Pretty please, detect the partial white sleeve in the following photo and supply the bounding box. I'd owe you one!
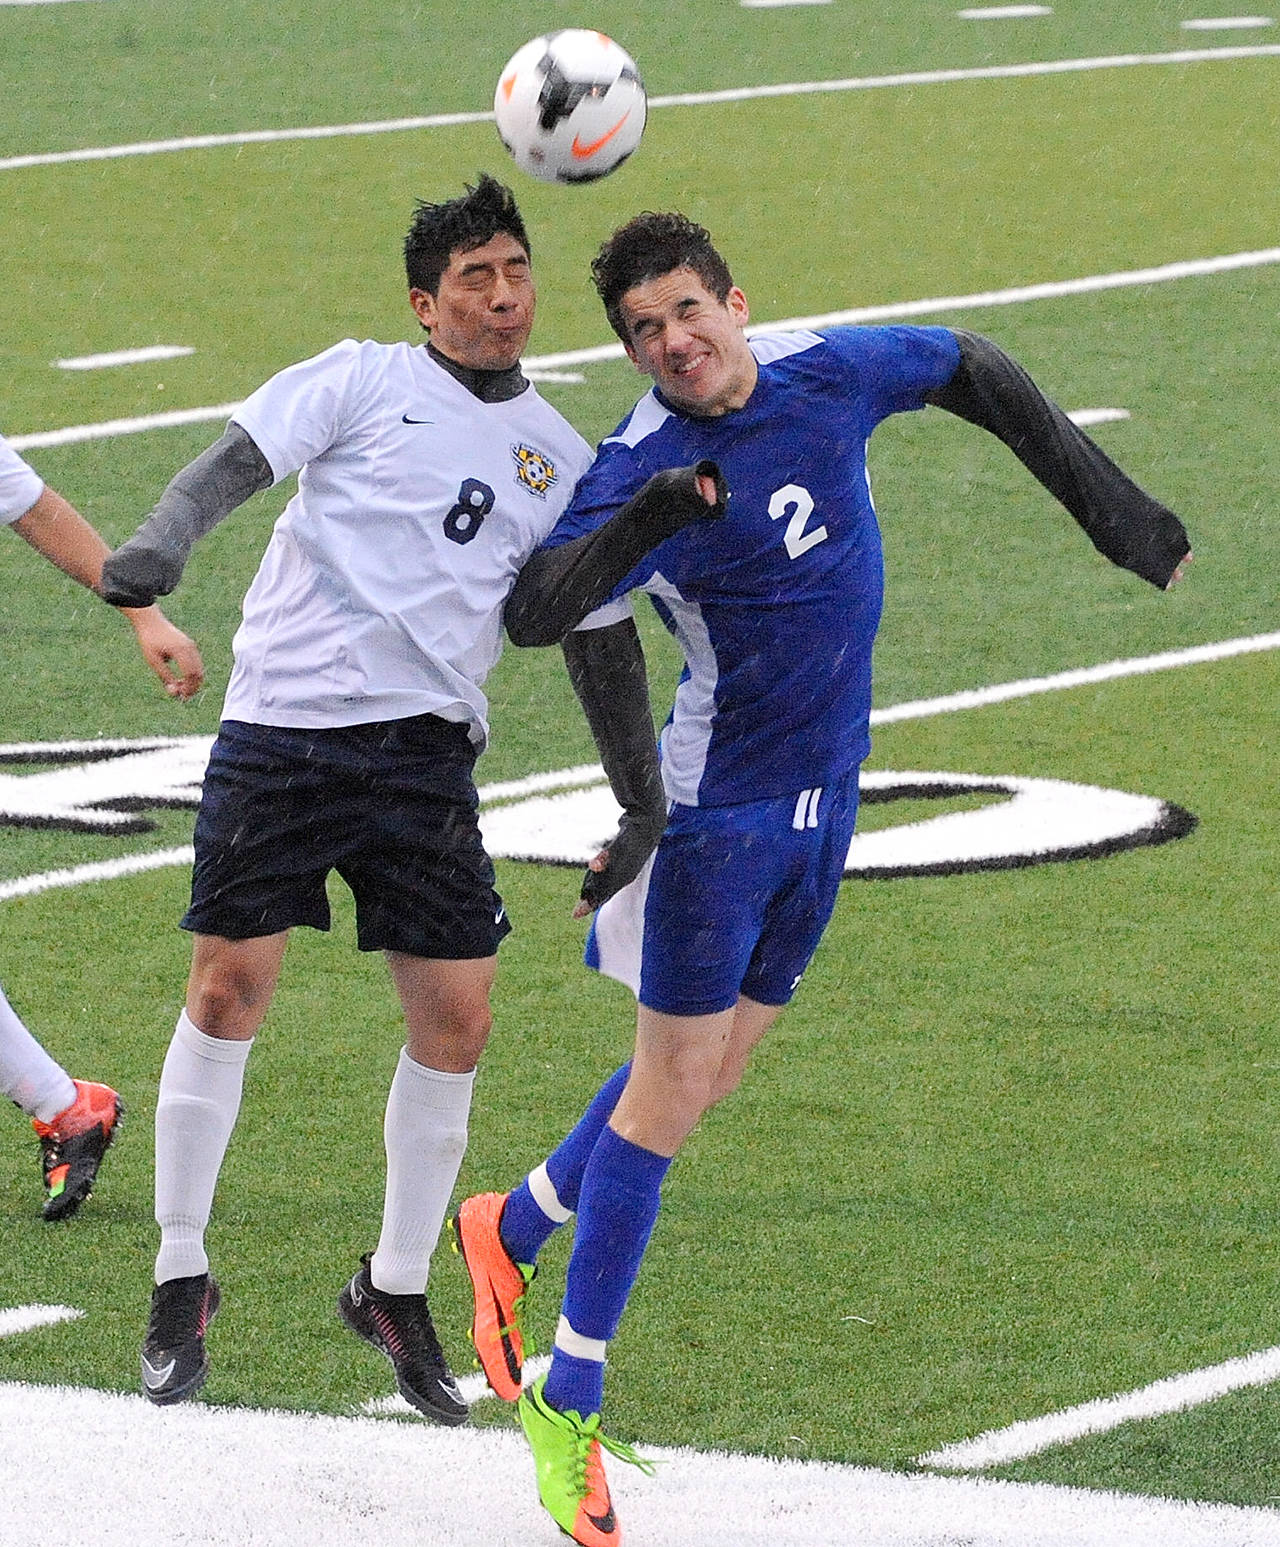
[230,338,364,485]
[0,434,45,526]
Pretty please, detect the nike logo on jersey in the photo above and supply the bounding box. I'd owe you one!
[141,1355,177,1391]
[401,414,434,424]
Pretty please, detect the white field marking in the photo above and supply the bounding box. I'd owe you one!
[521,368,586,384]
[55,345,193,370]
[3,631,1276,904]
[959,6,1054,17]
[490,246,1280,374]
[1182,16,1274,29]
[1066,407,1130,426]
[360,1354,553,1414]
[4,45,1280,173]
[0,846,193,902]
[9,401,240,452]
[4,1381,1280,1547]
[868,630,1280,726]
[9,248,1278,451]
[0,1306,84,1337]
[919,1344,1280,1469]
[741,0,833,8]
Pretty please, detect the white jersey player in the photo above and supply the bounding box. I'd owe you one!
[2,431,203,1219]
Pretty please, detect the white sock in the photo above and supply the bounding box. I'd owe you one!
[370,1050,474,1295]
[154,1009,253,1285]
[0,981,77,1122]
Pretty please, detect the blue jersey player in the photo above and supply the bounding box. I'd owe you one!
[453,212,1191,1547]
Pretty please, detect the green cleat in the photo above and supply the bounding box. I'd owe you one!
[517,1374,654,1547]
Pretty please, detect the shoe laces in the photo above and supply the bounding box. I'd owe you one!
[571,1412,657,1496]
[498,1263,538,1354]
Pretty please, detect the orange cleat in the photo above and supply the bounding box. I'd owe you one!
[449,1191,534,1401]
[32,1080,123,1222]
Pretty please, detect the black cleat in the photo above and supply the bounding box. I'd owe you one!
[141,1273,221,1405]
[33,1081,124,1222]
[337,1254,468,1426]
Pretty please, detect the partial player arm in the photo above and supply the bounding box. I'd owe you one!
[561,615,667,916]
[11,484,205,698]
[924,330,1191,588]
[505,459,727,647]
[98,423,274,608]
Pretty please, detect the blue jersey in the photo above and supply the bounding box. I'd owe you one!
[550,324,960,806]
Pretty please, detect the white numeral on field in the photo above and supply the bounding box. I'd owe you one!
[768,483,828,559]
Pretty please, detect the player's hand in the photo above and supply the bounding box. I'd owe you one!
[127,608,205,698]
[99,536,184,608]
[639,459,728,542]
[572,804,665,918]
[1165,550,1193,589]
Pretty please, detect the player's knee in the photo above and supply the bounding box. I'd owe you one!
[187,962,274,1036]
[411,999,493,1071]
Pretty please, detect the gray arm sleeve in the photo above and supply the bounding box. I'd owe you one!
[505,460,727,647]
[561,618,667,911]
[923,330,1190,589]
[98,423,274,607]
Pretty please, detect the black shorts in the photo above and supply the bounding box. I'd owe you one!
[181,716,511,959]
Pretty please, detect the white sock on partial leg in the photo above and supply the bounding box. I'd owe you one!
[370,1050,474,1295]
[154,1009,253,1285]
[0,981,77,1122]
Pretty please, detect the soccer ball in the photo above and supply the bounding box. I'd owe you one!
[493,30,646,184]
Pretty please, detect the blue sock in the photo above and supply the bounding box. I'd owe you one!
[499,1062,631,1266]
[543,1124,671,1418]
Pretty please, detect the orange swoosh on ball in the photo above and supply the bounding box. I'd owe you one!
[571,112,630,159]
[499,73,516,101]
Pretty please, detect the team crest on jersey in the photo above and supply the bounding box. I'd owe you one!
[510,443,558,499]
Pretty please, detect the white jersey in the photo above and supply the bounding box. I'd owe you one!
[224,338,592,743]
[0,434,44,526]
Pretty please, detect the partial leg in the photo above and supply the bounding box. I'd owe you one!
[142,931,286,1404]
[336,952,496,1426]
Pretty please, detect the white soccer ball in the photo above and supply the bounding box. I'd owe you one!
[493,30,647,184]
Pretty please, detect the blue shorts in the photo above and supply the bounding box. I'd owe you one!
[586,769,860,1017]
[182,716,511,959]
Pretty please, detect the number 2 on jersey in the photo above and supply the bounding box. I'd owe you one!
[768,483,828,560]
[444,478,495,545]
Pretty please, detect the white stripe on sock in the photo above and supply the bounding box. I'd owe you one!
[528,1160,573,1224]
[554,1315,608,1363]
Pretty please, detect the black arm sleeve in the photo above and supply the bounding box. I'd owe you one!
[505,459,727,647]
[99,423,274,607]
[561,617,667,911]
[923,330,1190,589]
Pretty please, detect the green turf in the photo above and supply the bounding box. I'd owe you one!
[3,0,1280,1517]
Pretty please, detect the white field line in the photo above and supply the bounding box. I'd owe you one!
[1182,17,1274,29]
[919,1344,1280,1469]
[867,630,1280,726]
[55,345,193,370]
[3,632,1277,905]
[3,46,1280,173]
[5,1380,1280,1547]
[0,1305,83,1337]
[10,246,1280,451]
[0,845,192,902]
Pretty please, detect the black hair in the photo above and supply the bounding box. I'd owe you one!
[591,212,734,341]
[403,173,531,295]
